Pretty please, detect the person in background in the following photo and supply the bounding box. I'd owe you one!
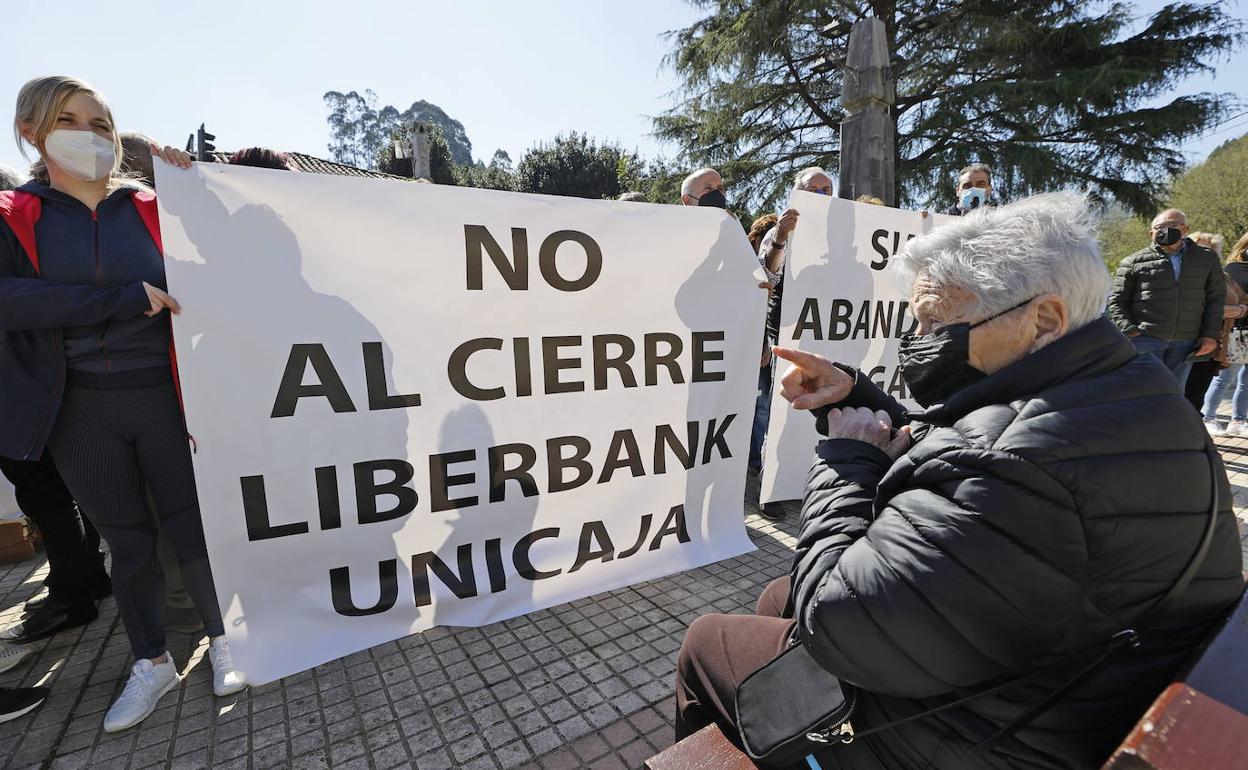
[1108,209,1224,388]
[746,212,780,489]
[1194,232,1225,257]
[855,194,885,206]
[1,75,245,734]
[229,147,296,170]
[118,131,156,186]
[0,163,24,190]
[945,163,993,215]
[749,167,835,520]
[0,163,111,647]
[673,192,1243,769]
[618,191,647,202]
[1202,230,1248,436]
[1183,231,1237,412]
[679,167,726,208]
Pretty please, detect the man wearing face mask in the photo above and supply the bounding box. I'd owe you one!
[679,167,728,210]
[672,192,1243,769]
[1108,209,1223,387]
[945,163,993,216]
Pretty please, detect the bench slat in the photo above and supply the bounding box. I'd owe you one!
[1102,683,1248,769]
[644,724,759,770]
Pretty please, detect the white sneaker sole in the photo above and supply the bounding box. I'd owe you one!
[214,678,248,697]
[103,673,180,733]
[0,644,34,675]
[0,695,46,724]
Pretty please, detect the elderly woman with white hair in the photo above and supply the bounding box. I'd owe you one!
[672,192,1244,769]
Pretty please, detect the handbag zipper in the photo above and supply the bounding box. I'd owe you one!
[806,721,855,745]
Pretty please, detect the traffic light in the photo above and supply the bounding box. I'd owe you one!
[196,123,216,162]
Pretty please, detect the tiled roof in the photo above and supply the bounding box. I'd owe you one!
[209,151,408,180]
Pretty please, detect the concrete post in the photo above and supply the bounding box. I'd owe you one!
[411,124,432,181]
[837,17,896,205]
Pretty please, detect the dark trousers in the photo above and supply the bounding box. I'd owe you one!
[0,453,108,607]
[676,578,893,769]
[1131,335,1198,388]
[748,362,774,475]
[1185,360,1219,413]
[46,381,225,659]
[676,577,795,740]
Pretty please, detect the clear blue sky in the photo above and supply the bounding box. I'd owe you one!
[2,0,1244,177]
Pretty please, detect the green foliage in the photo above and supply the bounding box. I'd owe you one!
[1169,133,1248,248]
[514,133,634,199]
[658,1,1243,214]
[490,149,514,172]
[324,91,474,169]
[619,157,685,203]
[455,161,518,191]
[1098,209,1150,274]
[323,90,400,170]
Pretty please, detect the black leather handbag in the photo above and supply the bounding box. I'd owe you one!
[735,445,1223,769]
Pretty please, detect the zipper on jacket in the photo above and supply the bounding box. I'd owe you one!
[90,209,112,372]
[1168,247,1181,342]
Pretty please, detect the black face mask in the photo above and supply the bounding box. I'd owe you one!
[694,189,728,209]
[898,297,1036,407]
[1154,227,1182,247]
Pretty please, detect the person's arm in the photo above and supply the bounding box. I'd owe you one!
[758,209,798,280]
[792,447,1087,697]
[772,348,910,430]
[1201,258,1228,341]
[756,228,785,283]
[810,364,909,431]
[0,230,152,332]
[1107,255,1141,335]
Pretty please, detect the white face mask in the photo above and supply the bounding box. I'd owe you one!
[43,129,116,182]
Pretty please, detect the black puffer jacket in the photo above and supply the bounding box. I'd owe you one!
[793,317,1243,769]
[1108,239,1223,341]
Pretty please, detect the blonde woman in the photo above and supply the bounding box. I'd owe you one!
[1203,231,1248,435]
[0,76,243,732]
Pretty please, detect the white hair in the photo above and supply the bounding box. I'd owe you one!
[892,191,1110,330]
[793,166,829,190]
[0,163,26,192]
[680,167,719,197]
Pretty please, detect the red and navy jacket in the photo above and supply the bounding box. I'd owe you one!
[0,182,175,461]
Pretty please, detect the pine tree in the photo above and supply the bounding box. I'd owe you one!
[656,0,1242,213]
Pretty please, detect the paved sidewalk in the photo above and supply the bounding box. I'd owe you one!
[2,436,1247,770]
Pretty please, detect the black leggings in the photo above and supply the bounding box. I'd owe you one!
[47,380,225,659]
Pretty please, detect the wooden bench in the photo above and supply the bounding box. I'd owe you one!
[647,585,1248,770]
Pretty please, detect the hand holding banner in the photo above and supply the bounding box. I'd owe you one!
[156,164,761,683]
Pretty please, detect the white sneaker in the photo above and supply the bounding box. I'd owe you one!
[103,657,179,733]
[208,636,246,696]
[1228,420,1248,437]
[0,642,33,674]
[1204,419,1225,437]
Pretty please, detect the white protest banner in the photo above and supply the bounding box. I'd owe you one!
[761,193,952,503]
[156,164,761,684]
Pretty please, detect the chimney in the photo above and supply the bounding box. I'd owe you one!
[411,124,432,180]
